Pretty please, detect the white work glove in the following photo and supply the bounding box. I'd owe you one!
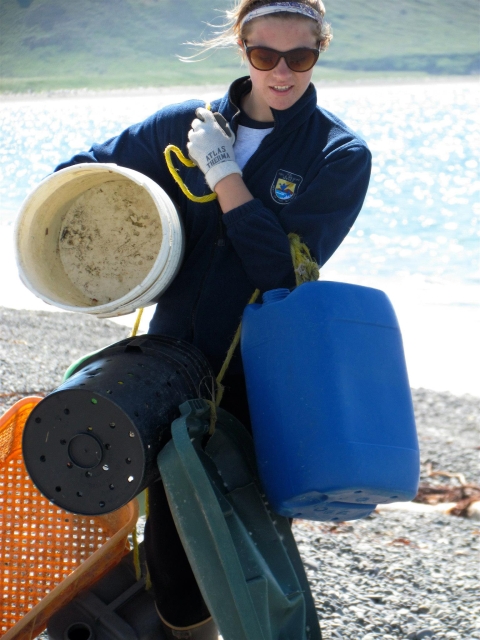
[187,107,242,191]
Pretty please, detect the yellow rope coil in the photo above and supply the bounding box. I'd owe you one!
[164,144,217,204]
[215,289,261,405]
[130,307,144,338]
[288,232,320,286]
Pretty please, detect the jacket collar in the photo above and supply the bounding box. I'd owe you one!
[214,76,318,135]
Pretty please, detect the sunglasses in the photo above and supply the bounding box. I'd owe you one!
[243,41,320,72]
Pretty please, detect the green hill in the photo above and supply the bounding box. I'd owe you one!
[0,0,479,93]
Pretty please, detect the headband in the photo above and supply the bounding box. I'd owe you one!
[241,2,323,28]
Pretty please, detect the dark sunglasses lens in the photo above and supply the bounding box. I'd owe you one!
[248,48,280,70]
[286,49,318,71]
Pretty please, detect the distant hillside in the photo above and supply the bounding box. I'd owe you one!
[1,0,479,92]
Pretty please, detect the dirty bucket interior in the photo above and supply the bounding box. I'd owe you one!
[15,164,183,317]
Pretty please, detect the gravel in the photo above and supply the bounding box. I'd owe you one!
[295,511,479,639]
[1,307,479,640]
[0,307,129,411]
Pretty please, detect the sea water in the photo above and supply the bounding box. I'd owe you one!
[0,81,478,395]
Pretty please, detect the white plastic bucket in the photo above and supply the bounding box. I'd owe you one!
[15,163,184,318]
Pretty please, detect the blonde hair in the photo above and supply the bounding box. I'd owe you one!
[182,0,332,61]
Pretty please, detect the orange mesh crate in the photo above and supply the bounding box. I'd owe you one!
[0,397,139,640]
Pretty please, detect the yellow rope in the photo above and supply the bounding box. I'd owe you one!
[209,237,318,433]
[205,399,218,436]
[130,307,146,583]
[162,107,319,419]
[288,232,320,286]
[163,102,217,204]
[130,307,144,337]
[215,289,261,408]
[164,144,217,203]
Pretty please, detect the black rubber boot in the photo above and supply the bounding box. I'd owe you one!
[145,480,211,614]
[158,609,219,639]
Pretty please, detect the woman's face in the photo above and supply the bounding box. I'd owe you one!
[240,17,318,121]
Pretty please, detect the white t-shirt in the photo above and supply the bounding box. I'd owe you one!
[234,122,274,170]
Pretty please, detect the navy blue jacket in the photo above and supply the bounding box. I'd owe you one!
[56,77,371,375]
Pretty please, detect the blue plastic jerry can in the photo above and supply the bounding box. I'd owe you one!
[240,281,420,522]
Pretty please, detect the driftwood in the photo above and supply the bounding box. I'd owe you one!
[414,464,480,517]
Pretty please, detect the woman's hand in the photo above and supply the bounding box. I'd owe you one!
[187,108,242,191]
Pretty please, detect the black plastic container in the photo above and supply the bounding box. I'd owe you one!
[47,542,164,640]
[22,335,214,515]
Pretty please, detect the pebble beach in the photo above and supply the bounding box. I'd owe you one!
[0,306,479,640]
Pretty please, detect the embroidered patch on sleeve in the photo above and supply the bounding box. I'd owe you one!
[270,169,303,205]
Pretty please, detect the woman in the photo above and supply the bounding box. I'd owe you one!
[56,1,371,637]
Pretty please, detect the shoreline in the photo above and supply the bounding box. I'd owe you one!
[0,74,477,103]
